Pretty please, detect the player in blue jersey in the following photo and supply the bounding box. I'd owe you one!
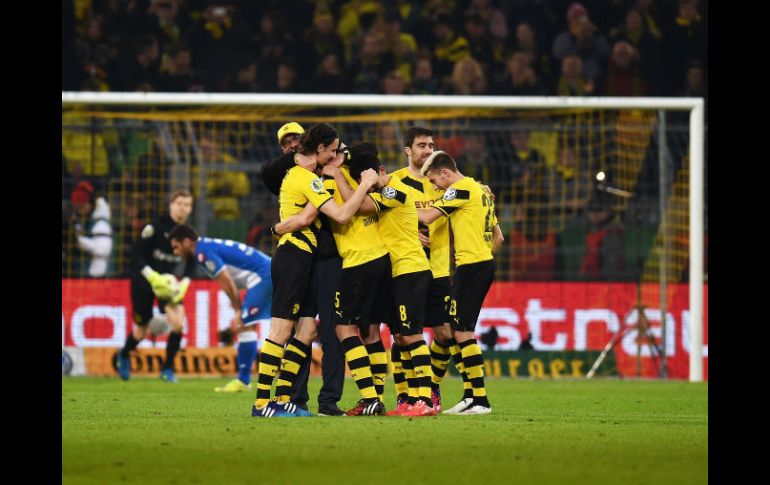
[169,224,273,394]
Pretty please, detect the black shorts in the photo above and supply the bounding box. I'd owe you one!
[334,254,392,331]
[450,260,495,332]
[271,242,314,320]
[425,276,451,327]
[299,256,343,318]
[388,270,432,336]
[130,276,169,326]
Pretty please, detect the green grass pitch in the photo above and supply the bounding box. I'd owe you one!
[62,376,707,484]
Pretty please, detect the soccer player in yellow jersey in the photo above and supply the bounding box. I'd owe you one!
[251,124,379,418]
[389,126,462,413]
[262,122,348,416]
[318,142,395,416]
[275,141,391,416]
[417,150,504,415]
[331,144,437,417]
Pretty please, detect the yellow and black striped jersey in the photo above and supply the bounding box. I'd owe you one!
[481,184,499,252]
[370,177,431,277]
[327,166,388,269]
[432,176,496,267]
[391,167,450,278]
[277,165,333,253]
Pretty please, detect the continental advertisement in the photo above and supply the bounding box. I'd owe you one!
[62,346,615,379]
[68,347,325,377]
[62,279,707,379]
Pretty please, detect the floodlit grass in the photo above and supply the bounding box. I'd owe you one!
[62,376,707,485]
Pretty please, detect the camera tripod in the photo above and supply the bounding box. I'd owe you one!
[586,180,663,378]
[586,281,662,378]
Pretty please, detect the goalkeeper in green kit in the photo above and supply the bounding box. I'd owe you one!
[115,190,196,383]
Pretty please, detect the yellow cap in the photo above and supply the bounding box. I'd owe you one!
[277,122,305,144]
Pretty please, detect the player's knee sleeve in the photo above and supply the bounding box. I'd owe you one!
[148,317,170,336]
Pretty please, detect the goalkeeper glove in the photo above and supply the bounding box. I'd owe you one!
[171,277,191,304]
[141,266,174,300]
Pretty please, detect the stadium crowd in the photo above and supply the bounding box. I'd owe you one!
[63,0,707,99]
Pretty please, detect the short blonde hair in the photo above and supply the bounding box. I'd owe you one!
[420,150,457,176]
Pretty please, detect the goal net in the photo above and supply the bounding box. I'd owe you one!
[61,93,706,381]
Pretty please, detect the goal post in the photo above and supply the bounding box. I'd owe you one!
[61,92,705,382]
